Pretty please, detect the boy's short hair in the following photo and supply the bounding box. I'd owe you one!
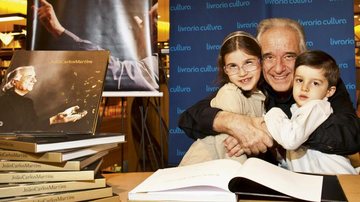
[294,50,339,87]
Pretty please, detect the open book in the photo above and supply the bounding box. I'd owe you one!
[128,158,346,202]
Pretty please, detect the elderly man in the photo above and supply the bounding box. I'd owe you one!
[0,66,86,132]
[179,18,360,162]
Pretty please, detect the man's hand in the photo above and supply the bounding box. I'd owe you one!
[214,111,273,156]
[223,135,244,157]
[49,106,87,125]
[35,0,65,38]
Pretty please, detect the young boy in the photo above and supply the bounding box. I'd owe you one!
[264,50,357,174]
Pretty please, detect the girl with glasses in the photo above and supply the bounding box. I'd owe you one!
[179,31,267,166]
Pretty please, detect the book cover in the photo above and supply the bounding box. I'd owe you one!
[59,143,119,162]
[0,143,119,162]
[0,50,109,134]
[0,148,65,163]
[76,150,109,170]
[228,174,347,202]
[0,186,113,202]
[0,133,125,153]
[0,160,81,171]
[0,157,103,183]
[0,170,95,184]
[84,156,104,177]
[128,158,345,202]
[0,178,106,198]
[0,149,109,171]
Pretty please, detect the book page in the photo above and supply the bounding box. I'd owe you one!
[238,158,323,202]
[130,159,242,193]
[130,158,323,202]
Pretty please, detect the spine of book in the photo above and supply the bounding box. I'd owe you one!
[0,170,94,183]
[0,141,119,163]
[80,150,109,169]
[5,187,113,202]
[62,143,119,161]
[0,178,106,198]
[0,161,80,171]
[0,135,125,153]
[0,140,36,153]
[0,150,63,162]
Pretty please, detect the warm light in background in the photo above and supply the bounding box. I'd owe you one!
[158,21,169,42]
[355,25,360,40]
[0,0,27,15]
[158,0,169,42]
[0,0,27,33]
[0,13,26,22]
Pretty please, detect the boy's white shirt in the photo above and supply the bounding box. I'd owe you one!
[264,98,357,174]
[265,99,332,150]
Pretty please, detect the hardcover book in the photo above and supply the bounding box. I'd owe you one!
[0,50,109,134]
[0,178,106,198]
[74,149,110,170]
[0,50,119,201]
[0,160,82,171]
[0,149,111,171]
[128,158,347,202]
[0,143,118,163]
[0,157,103,184]
[0,186,113,202]
[0,133,124,153]
[0,50,125,153]
[0,168,95,184]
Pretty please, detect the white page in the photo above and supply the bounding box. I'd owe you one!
[130,159,242,192]
[238,158,323,202]
[130,187,236,202]
[129,158,323,202]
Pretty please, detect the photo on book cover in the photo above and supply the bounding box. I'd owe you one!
[0,50,109,134]
[27,0,159,93]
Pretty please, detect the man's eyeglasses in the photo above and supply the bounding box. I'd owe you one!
[263,53,297,67]
[224,59,259,75]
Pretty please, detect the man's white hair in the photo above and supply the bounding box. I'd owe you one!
[2,66,35,92]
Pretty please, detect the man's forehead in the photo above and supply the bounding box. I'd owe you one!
[260,27,300,54]
[261,27,298,41]
[19,67,36,75]
[17,71,36,80]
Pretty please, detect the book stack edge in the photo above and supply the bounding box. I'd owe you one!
[0,142,122,202]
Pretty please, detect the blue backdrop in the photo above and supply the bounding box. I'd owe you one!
[168,0,356,166]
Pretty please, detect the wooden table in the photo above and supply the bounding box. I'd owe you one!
[103,172,153,202]
[103,172,360,202]
[337,175,360,202]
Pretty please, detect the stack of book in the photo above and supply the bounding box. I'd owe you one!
[0,133,125,202]
[0,50,125,201]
